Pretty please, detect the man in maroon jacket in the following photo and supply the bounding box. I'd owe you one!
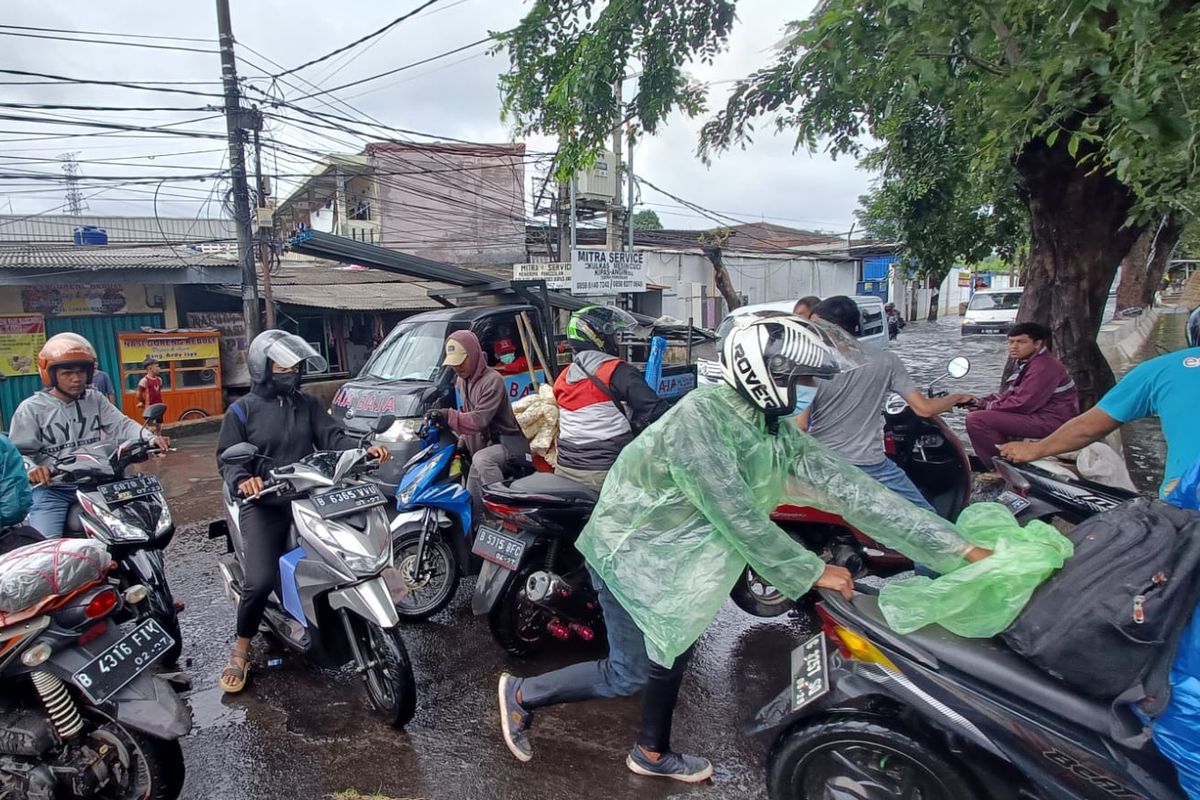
[964,322,1079,471]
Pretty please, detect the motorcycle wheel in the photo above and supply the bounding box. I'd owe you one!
[145,587,183,666]
[767,716,977,800]
[391,530,460,621]
[488,566,551,658]
[84,712,185,800]
[354,620,417,728]
[729,567,793,618]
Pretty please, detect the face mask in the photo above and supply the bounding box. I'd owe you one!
[272,372,300,395]
[787,385,818,417]
[499,353,515,365]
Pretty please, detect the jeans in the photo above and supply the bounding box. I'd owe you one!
[518,565,652,707]
[855,458,935,513]
[28,485,78,538]
[636,645,695,753]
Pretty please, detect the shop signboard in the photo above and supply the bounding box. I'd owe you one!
[186,311,250,386]
[0,314,45,377]
[22,284,127,316]
[570,249,647,295]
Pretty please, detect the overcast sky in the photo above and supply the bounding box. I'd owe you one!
[1,0,872,234]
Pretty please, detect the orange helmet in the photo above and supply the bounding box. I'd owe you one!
[37,332,97,387]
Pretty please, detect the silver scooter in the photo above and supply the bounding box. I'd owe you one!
[210,415,416,728]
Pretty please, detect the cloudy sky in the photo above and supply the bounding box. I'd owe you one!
[1,0,873,234]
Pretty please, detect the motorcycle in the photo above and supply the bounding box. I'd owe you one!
[730,357,975,617]
[993,457,1140,525]
[50,403,184,665]
[211,414,417,728]
[388,414,474,621]
[751,587,1183,800]
[471,473,601,657]
[0,541,191,799]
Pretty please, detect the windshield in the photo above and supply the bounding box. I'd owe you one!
[360,320,452,382]
[968,292,1022,311]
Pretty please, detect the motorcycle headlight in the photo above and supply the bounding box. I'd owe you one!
[375,417,422,444]
[337,547,391,576]
[155,503,173,537]
[396,457,442,507]
[94,505,151,543]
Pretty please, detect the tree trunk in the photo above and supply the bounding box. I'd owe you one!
[703,245,742,313]
[1139,216,1182,308]
[1115,216,1181,311]
[926,277,940,321]
[1015,137,1143,410]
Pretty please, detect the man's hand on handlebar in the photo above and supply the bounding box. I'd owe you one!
[27,465,52,486]
[365,445,391,463]
[238,476,265,498]
[816,564,855,601]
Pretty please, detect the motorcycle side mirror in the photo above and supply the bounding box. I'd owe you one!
[219,442,259,465]
[374,414,397,435]
[143,403,167,424]
[946,357,970,379]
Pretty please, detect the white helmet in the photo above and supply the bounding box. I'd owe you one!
[719,315,845,416]
[246,329,327,384]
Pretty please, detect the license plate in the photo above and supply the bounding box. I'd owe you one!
[311,483,387,519]
[471,526,527,571]
[98,474,163,504]
[981,328,1003,334]
[72,619,174,703]
[998,490,1031,515]
[790,633,830,712]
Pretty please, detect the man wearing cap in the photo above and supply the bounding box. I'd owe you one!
[440,330,531,520]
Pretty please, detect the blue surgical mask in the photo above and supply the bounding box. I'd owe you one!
[787,385,817,417]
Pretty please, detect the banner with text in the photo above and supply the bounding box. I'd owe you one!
[120,333,221,366]
[186,311,250,386]
[571,249,647,295]
[0,314,45,377]
[513,262,571,290]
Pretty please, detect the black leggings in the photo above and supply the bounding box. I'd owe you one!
[236,502,291,639]
[635,645,696,753]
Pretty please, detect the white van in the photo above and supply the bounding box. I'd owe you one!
[696,296,888,386]
[961,287,1024,336]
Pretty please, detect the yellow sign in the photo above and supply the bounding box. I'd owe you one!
[120,334,220,365]
[958,271,971,287]
[0,314,45,377]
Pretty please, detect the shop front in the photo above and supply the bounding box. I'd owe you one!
[118,330,223,424]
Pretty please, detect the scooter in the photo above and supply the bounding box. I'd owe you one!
[211,414,417,728]
[388,414,474,620]
[993,457,1140,525]
[50,403,184,664]
[752,587,1183,799]
[730,357,975,617]
[0,540,191,800]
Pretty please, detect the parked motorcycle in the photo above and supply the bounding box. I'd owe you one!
[472,473,601,657]
[993,457,1139,525]
[751,587,1183,799]
[388,414,474,620]
[211,415,417,728]
[50,403,184,665]
[730,357,975,617]
[0,542,191,799]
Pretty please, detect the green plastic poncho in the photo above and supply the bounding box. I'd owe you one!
[576,384,980,667]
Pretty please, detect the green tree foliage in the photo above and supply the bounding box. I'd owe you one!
[632,209,664,230]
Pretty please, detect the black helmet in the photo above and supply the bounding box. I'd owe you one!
[1188,306,1200,349]
[566,305,637,356]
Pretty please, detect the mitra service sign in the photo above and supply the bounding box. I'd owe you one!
[571,249,647,295]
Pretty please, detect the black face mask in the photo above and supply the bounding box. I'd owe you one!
[272,372,300,395]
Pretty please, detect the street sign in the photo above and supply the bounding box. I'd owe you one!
[571,249,647,295]
[512,262,570,290]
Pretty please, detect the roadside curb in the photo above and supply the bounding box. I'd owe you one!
[1098,306,1162,366]
[163,416,223,439]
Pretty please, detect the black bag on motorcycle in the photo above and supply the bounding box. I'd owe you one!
[1002,498,1200,714]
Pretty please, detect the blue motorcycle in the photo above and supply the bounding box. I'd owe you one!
[388,414,475,620]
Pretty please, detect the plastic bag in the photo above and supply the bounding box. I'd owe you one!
[577,385,979,667]
[877,503,1073,637]
[1167,454,1200,511]
[512,384,560,466]
[1151,610,1200,799]
[0,538,111,623]
[1077,441,1137,492]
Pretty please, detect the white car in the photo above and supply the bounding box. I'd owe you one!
[962,287,1024,335]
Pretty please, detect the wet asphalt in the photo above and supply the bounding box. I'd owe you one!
[155,316,1169,800]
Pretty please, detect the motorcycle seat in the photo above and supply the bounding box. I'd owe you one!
[484,473,598,508]
[64,504,85,536]
[838,593,1116,736]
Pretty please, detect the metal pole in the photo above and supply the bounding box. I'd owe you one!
[252,125,276,328]
[215,0,260,340]
[627,127,634,252]
[569,178,577,251]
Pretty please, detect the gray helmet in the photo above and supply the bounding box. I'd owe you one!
[1188,306,1200,349]
[246,330,327,384]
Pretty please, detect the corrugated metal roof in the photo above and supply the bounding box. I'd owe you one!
[0,214,235,244]
[264,259,449,311]
[0,244,239,270]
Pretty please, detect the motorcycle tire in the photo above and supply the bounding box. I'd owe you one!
[488,565,552,658]
[145,588,183,667]
[84,714,186,800]
[729,567,793,618]
[354,619,417,728]
[391,530,460,621]
[767,716,977,800]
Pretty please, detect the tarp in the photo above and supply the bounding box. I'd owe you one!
[0,538,111,623]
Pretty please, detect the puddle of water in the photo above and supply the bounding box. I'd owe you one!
[186,685,248,731]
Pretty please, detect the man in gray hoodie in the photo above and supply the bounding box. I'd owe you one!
[9,333,167,537]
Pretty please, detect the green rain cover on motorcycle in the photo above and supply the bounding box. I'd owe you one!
[575,384,1044,667]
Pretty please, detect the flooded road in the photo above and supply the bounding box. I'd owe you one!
[158,314,1170,799]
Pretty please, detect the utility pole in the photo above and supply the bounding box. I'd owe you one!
[626,126,635,252]
[215,0,261,340]
[59,153,87,216]
[252,123,276,328]
[606,82,623,252]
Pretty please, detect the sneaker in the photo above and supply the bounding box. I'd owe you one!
[497,673,532,762]
[626,746,714,783]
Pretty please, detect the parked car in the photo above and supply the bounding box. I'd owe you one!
[962,287,1024,335]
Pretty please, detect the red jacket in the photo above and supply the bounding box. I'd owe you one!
[981,349,1079,425]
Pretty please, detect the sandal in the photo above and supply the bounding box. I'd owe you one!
[219,649,251,694]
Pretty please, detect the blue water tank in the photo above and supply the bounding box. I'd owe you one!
[73,226,108,246]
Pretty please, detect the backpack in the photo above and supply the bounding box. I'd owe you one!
[1002,498,1200,716]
